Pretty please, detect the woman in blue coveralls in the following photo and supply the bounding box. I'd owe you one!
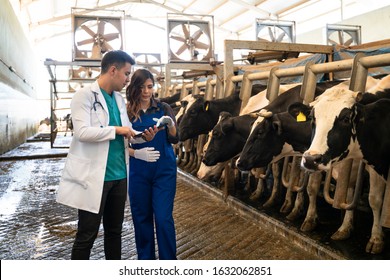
[126,68,179,260]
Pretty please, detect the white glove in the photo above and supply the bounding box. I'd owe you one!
[153,116,175,128]
[134,147,160,162]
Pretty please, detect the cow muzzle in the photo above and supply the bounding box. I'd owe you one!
[301,152,323,171]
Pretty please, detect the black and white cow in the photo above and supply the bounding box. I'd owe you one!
[174,92,204,168]
[235,101,362,238]
[201,83,306,166]
[178,84,267,141]
[235,77,384,242]
[158,91,181,107]
[300,78,390,254]
[197,85,290,189]
[236,103,312,171]
[202,81,345,202]
[301,88,390,177]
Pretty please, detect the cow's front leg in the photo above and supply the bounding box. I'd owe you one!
[365,168,385,254]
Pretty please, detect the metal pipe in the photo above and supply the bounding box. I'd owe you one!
[239,71,253,111]
[323,167,335,205]
[340,160,365,210]
[267,65,306,101]
[332,159,353,210]
[292,170,310,193]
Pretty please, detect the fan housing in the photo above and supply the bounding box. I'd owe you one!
[72,15,123,61]
[167,18,214,63]
[326,24,361,47]
[134,53,163,76]
[256,19,295,43]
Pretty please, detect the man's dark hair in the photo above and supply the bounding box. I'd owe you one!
[100,50,135,74]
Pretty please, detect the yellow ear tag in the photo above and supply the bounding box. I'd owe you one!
[205,103,209,111]
[297,112,306,122]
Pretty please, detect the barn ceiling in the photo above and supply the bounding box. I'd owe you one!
[8,0,390,62]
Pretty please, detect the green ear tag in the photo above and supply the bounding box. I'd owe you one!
[297,112,306,122]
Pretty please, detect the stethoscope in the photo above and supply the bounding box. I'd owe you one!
[92,91,105,128]
[93,91,104,111]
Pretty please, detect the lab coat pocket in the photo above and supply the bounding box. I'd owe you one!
[62,153,92,189]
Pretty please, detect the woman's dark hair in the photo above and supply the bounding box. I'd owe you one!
[126,68,155,121]
[100,50,135,74]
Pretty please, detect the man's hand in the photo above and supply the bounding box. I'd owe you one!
[115,126,135,138]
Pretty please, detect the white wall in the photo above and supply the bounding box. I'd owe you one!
[0,0,48,154]
[296,6,390,44]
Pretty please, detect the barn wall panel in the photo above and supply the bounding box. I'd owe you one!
[297,6,390,45]
[0,1,42,154]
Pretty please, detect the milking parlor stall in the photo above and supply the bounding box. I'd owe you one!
[1,0,390,267]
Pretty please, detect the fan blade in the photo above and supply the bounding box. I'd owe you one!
[77,38,95,46]
[97,20,106,35]
[103,33,119,42]
[328,38,338,45]
[344,38,354,46]
[182,24,190,38]
[194,41,209,50]
[192,29,203,41]
[176,43,189,56]
[257,37,271,43]
[268,27,275,42]
[170,35,186,43]
[338,31,344,45]
[81,25,96,38]
[101,41,113,52]
[276,31,286,42]
[92,43,102,59]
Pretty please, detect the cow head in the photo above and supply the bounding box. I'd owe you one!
[197,161,225,184]
[202,112,252,166]
[237,110,283,170]
[178,96,215,141]
[301,87,362,172]
[236,103,311,171]
[175,93,200,125]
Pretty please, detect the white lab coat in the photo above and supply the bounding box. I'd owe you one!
[56,81,131,214]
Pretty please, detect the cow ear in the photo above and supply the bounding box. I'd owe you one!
[354,91,363,102]
[288,102,311,122]
[272,119,283,135]
[221,118,234,133]
[219,111,232,120]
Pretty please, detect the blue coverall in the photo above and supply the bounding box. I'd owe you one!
[128,100,178,260]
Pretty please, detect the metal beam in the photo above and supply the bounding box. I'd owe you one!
[228,0,271,17]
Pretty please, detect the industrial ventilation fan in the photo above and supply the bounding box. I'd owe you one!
[326,24,361,46]
[167,19,213,63]
[68,66,100,92]
[134,53,163,77]
[256,19,295,43]
[72,15,123,61]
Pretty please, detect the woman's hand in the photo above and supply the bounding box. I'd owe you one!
[134,147,160,162]
[141,125,158,141]
[153,116,175,128]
